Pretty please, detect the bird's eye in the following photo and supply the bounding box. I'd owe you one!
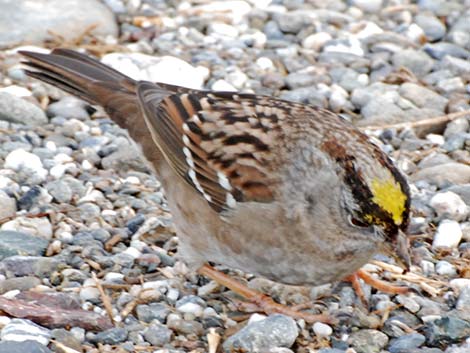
[348,215,369,228]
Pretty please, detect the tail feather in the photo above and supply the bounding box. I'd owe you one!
[20,48,166,167]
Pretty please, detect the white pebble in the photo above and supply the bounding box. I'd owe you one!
[430,191,468,221]
[255,57,274,71]
[0,316,11,327]
[426,134,445,145]
[313,322,333,337]
[435,260,457,276]
[81,160,94,170]
[104,272,125,283]
[1,217,53,240]
[176,302,203,316]
[211,79,237,92]
[302,32,332,51]
[420,260,435,276]
[432,220,463,248]
[4,149,47,180]
[450,278,470,293]
[247,313,266,324]
[167,287,179,302]
[122,247,141,259]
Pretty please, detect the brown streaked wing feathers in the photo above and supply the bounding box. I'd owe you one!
[137,83,278,212]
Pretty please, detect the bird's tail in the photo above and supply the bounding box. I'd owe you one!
[20,48,144,131]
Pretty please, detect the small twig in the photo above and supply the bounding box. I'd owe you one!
[360,110,470,132]
[50,340,81,353]
[92,272,115,326]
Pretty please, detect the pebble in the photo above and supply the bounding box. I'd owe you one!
[0,190,16,220]
[313,322,333,338]
[1,217,52,240]
[223,314,298,353]
[91,327,128,345]
[391,49,435,77]
[435,261,457,277]
[47,97,90,120]
[1,319,51,346]
[0,231,49,260]
[415,14,446,41]
[0,341,51,353]
[456,286,470,310]
[0,93,47,125]
[429,191,468,221]
[136,303,171,323]
[388,333,426,353]
[101,53,207,89]
[348,329,389,353]
[423,316,470,346]
[432,220,463,248]
[4,149,48,182]
[142,321,173,346]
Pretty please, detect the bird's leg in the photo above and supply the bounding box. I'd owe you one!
[344,268,408,306]
[197,264,332,323]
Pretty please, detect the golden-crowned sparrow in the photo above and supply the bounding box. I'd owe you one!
[20,49,411,322]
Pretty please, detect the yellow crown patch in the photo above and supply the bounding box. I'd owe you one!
[370,178,407,225]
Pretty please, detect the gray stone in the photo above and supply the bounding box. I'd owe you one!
[0,231,49,260]
[91,327,127,345]
[0,190,16,220]
[167,315,204,336]
[47,97,90,120]
[0,341,51,353]
[0,276,41,294]
[423,43,470,60]
[0,256,61,278]
[423,316,470,346]
[350,0,383,13]
[348,329,389,353]
[398,83,448,112]
[388,333,425,353]
[411,163,470,186]
[456,286,470,311]
[280,86,327,107]
[0,0,118,49]
[136,303,170,323]
[223,314,298,353]
[440,56,470,75]
[392,49,435,77]
[1,319,51,346]
[444,118,469,137]
[0,92,47,125]
[101,145,149,172]
[448,14,470,48]
[415,14,446,42]
[45,179,73,203]
[143,321,173,346]
[50,328,83,353]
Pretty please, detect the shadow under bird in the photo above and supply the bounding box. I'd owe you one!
[21,48,411,322]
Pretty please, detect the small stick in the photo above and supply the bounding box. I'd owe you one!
[92,272,115,326]
[360,110,470,132]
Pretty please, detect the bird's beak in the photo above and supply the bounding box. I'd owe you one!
[380,229,411,271]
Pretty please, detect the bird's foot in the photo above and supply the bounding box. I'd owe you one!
[344,268,408,306]
[197,264,332,323]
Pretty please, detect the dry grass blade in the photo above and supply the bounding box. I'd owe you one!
[92,272,115,326]
[50,340,82,353]
[371,260,406,274]
[389,272,448,297]
[360,110,470,132]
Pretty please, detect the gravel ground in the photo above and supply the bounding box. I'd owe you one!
[1,0,470,352]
